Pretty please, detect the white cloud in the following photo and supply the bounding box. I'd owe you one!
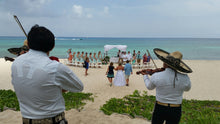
[186,0,220,15]
[72,5,83,17]
[87,14,93,18]
[103,6,109,15]
[145,0,220,17]
[72,5,93,18]
[0,0,52,17]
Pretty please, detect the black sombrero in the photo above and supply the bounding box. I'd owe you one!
[153,48,192,73]
[7,40,29,55]
[8,45,29,55]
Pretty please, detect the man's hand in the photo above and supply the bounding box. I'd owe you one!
[140,70,148,75]
[62,89,67,93]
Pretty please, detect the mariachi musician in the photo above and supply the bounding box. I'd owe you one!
[139,48,192,124]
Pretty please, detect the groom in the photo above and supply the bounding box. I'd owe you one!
[124,60,133,86]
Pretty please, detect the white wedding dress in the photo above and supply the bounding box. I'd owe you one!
[114,70,126,86]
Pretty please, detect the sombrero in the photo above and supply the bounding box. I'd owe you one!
[8,40,29,55]
[8,45,29,55]
[153,48,192,73]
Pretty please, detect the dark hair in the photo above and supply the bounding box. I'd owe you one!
[27,25,55,52]
[126,60,129,63]
[110,62,113,66]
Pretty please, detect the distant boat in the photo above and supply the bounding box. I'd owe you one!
[72,38,83,40]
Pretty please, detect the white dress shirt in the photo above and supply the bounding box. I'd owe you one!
[143,68,191,104]
[121,54,127,62]
[11,49,84,119]
[126,53,132,61]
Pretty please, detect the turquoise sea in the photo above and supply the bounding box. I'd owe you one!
[0,36,220,60]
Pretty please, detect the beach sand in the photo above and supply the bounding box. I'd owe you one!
[0,58,220,124]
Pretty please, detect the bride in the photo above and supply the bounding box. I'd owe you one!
[113,63,126,86]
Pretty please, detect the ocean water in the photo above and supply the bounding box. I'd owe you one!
[0,36,220,60]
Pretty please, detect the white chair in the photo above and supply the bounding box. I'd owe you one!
[143,62,148,69]
[66,59,75,66]
[97,62,102,68]
[147,62,154,69]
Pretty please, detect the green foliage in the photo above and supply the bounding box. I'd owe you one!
[0,90,93,112]
[105,56,110,62]
[181,99,220,124]
[100,90,220,124]
[62,92,94,111]
[0,89,20,111]
[100,90,155,120]
[102,56,110,64]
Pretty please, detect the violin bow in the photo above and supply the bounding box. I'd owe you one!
[147,49,157,69]
[13,15,28,38]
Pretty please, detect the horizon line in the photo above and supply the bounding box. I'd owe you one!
[1,35,220,39]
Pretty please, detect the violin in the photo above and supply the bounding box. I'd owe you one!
[136,68,165,76]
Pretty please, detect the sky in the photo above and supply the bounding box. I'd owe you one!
[1,0,220,38]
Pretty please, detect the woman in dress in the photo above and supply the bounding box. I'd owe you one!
[89,52,93,67]
[106,62,114,87]
[113,63,126,86]
[143,53,147,64]
[97,51,102,61]
[68,51,73,63]
[93,52,97,67]
[97,51,102,68]
[72,52,76,63]
[84,57,90,76]
[132,53,136,65]
[80,51,84,62]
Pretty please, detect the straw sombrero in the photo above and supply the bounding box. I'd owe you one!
[8,40,29,55]
[153,48,192,73]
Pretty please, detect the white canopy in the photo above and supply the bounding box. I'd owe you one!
[104,45,127,52]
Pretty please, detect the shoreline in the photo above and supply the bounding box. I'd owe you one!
[1,58,220,100]
[0,58,220,124]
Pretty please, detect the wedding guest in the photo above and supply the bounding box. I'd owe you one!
[132,53,136,65]
[147,53,151,62]
[93,52,97,62]
[97,51,102,68]
[106,62,115,86]
[126,51,132,62]
[68,50,73,63]
[143,53,148,64]
[118,51,124,63]
[84,52,88,61]
[72,52,76,62]
[76,51,81,62]
[89,52,93,62]
[67,48,71,58]
[98,51,102,61]
[80,51,84,61]
[84,57,90,76]
[124,60,133,86]
[136,51,142,65]
[133,50,136,57]
[121,51,127,63]
[117,50,121,57]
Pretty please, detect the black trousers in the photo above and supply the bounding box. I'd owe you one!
[152,103,181,124]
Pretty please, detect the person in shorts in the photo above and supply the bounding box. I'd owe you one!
[124,60,133,86]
